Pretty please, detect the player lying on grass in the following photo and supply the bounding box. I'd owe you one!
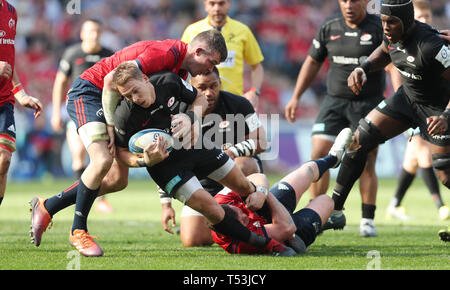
[30,65,295,256]
[206,128,352,255]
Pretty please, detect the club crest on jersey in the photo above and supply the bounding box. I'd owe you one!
[219,120,230,129]
[360,33,372,41]
[167,97,175,107]
[360,33,373,45]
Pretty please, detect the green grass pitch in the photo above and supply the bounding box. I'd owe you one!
[0,176,448,270]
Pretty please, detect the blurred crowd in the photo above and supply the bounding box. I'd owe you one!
[6,0,450,179]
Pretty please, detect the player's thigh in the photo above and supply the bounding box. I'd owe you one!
[305,195,334,225]
[0,103,15,172]
[415,136,433,167]
[184,187,224,224]
[66,120,86,157]
[0,103,16,153]
[371,88,418,138]
[311,135,334,159]
[312,95,348,138]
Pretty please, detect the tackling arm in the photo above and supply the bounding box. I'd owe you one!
[261,193,297,242]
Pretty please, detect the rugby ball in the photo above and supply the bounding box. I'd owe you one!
[128,128,174,154]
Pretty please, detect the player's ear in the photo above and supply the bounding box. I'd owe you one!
[195,47,206,56]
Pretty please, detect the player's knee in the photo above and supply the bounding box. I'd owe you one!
[0,149,12,175]
[432,153,450,171]
[353,118,386,154]
[181,231,213,248]
[91,153,113,175]
[285,223,297,238]
[434,167,450,189]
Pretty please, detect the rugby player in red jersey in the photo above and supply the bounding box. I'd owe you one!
[212,128,352,255]
[0,0,42,207]
[30,30,227,257]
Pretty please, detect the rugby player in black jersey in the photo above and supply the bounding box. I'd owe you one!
[51,19,115,213]
[112,63,294,255]
[325,0,450,232]
[285,0,394,236]
[30,62,295,257]
[159,67,268,247]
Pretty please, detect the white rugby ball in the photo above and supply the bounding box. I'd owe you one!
[128,128,174,154]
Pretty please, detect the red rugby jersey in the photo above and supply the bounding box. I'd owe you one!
[212,189,271,254]
[80,39,188,89]
[0,0,17,106]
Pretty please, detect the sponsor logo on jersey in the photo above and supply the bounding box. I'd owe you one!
[1,38,14,45]
[396,68,422,80]
[432,134,450,140]
[0,31,5,37]
[345,32,358,37]
[332,56,359,65]
[330,35,341,41]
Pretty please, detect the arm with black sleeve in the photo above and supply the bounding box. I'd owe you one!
[348,42,392,95]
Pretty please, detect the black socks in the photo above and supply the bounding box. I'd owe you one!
[44,180,79,217]
[212,210,269,248]
[71,179,100,233]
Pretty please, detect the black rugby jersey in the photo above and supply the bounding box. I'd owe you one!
[309,13,385,100]
[58,43,113,79]
[201,91,260,150]
[384,21,450,107]
[114,71,198,148]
